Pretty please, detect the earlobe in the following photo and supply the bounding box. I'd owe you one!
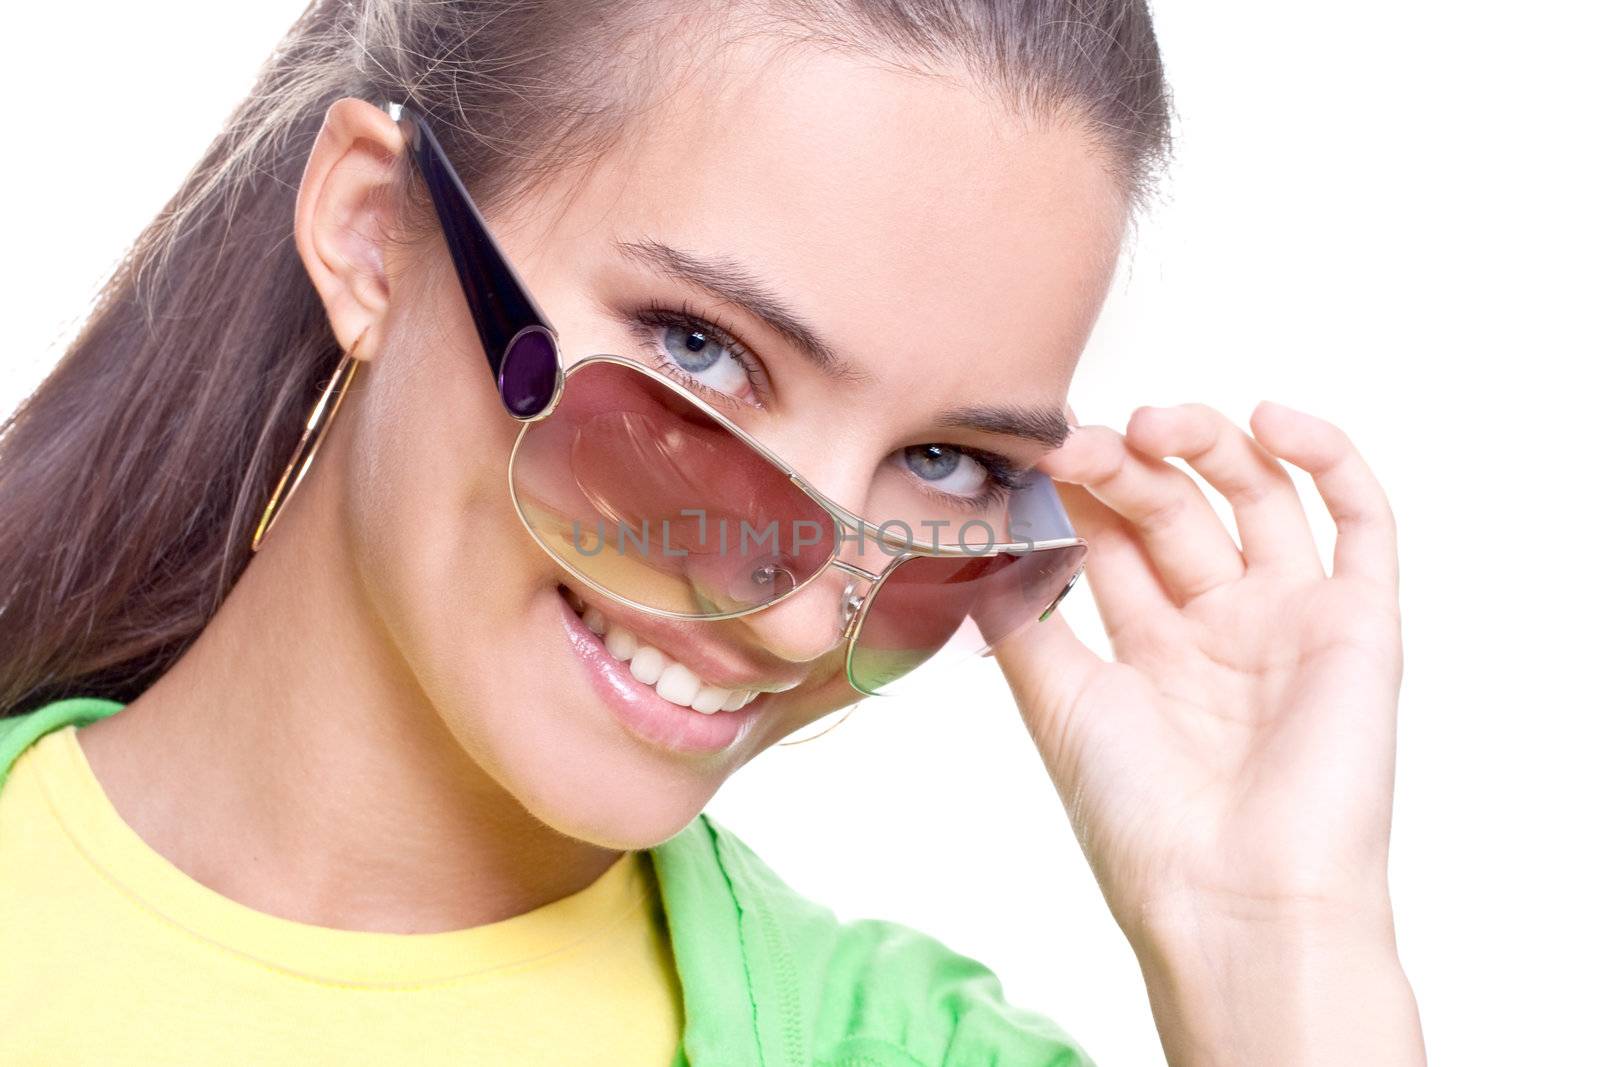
[294,97,408,361]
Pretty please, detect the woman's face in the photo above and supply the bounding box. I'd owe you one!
[326,40,1126,849]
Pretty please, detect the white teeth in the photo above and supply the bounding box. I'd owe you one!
[693,686,732,713]
[629,646,666,686]
[568,590,760,714]
[604,626,638,661]
[656,664,700,706]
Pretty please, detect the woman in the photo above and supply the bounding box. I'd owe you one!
[0,0,1426,1063]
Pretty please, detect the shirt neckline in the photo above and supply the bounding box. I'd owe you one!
[27,723,654,989]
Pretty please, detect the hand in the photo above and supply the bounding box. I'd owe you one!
[994,400,1423,1065]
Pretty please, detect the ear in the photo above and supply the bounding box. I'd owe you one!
[294,97,407,360]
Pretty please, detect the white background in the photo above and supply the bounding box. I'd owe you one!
[4,2,1596,1062]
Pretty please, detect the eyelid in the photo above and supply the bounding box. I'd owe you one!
[629,299,774,405]
[910,442,1031,491]
[896,446,1026,513]
[623,297,1031,508]
[921,476,1014,514]
[962,447,1031,492]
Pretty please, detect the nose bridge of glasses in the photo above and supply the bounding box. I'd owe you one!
[827,557,877,582]
[826,557,882,634]
[718,552,857,664]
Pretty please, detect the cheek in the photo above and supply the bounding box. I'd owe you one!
[341,346,564,692]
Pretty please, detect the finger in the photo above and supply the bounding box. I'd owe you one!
[1052,480,1181,644]
[991,597,1106,721]
[1042,423,1245,604]
[1248,401,1399,588]
[1048,403,1180,640]
[1126,403,1323,578]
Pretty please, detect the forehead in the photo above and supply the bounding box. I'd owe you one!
[544,35,1125,410]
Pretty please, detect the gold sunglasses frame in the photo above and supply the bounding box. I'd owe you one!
[507,353,1088,687]
[374,96,1086,696]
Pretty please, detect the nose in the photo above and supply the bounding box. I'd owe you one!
[723,429,899,665]
[731,562,862,665]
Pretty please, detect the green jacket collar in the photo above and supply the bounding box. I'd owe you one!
[1,698,1091,1067]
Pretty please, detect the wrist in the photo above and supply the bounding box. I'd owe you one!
[1130,892,1424,1066]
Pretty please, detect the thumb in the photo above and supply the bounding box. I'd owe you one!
[990,604,1104,731]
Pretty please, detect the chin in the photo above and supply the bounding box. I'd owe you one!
[435,570,860,851]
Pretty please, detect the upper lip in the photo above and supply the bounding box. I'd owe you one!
[561,583,814,694]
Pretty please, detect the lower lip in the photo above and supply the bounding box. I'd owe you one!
[555,588,760,757]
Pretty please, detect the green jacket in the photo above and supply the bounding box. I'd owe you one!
[1,698,1092,1066]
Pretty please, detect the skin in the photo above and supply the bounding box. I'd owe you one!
[78,33,1423,1066]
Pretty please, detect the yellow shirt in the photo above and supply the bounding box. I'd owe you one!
[0,725,684,1065]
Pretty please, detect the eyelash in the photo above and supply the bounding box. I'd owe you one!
[626,298,1028,511]
[627,299,770,405]
[921,449,1029,513]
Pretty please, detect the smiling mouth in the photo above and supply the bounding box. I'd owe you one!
[556,585,776,714]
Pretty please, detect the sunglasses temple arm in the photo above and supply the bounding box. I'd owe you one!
[386,101,563,420]
[1010,470,1086,622]
[1008,468,1080,546]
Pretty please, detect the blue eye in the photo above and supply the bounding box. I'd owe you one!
[905,444,958,479]
[901,444,991,497]
[663,323,727,374]
[631,304,761,403]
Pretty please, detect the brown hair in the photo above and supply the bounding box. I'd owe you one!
[0,0,1170,715]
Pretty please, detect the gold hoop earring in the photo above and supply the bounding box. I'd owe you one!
[251,334,366,552]
[776,702,860,746]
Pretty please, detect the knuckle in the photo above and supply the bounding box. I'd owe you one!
[1226,478,1278,510]
[1325,420,1356,454]
[1168,409,1225,459]
[1063,426,1119,482]
[1175,401,1222,423]
[1375,494,1399,534]
[1135,492,1191,534]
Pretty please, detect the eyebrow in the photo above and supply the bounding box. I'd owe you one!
[936,404,1074,449]
[615,236,1072,452]
[613,237,873,384]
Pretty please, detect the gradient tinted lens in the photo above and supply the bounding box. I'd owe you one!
[510,359,838,617]
[845,542,1087,695]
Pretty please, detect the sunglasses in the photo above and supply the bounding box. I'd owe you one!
[380,99,1086,696]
